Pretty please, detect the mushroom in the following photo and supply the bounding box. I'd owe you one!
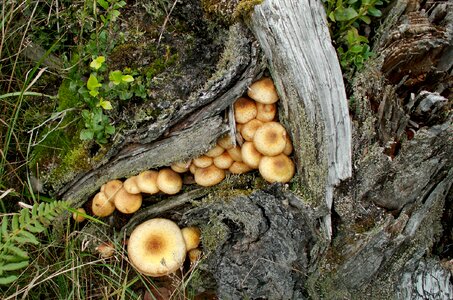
[205,144,224,158]
[96,241,115,258]
[193,155,213,168]
[253,121,287,156]
[234,97,257,124]
[213,151,234,169]
[73,207,86,222]
[189,163,198,175]
[114,188,143,214]
[156,168,183,195]
[92,191,116,217]
[256,102,277,122]
[194,165,225,187]
[127,218,187,277]
[136,170,160,194]
[259,154,295,183]
[229,161,253,174]
[227,146,243,162]
[241,141,262,169]
[181,227,201,251]
[283,134,293,155]
[102,179,123,201]
[171,161,191,174]
[188,248,202,265]
[241,119,264,142]
[124,176,141,194]
[217,135,234,150]
[247,77,279,104]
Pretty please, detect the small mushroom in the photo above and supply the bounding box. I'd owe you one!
[188,248,202,265]
[114,188,143,214]
[193,155,213,168]
[240,119,263,141]
[181,227,201,251]
[205,144,224,158]
[227,146,243,162]
[102,179,123,201]
[217,135,234,150]
[253,121,287,156]
[73,207,86,223]
[92,191,116,217]
[96,241,115,258]
[247,77,279,104]
[229,161,253,174]
[171,161,191,174]
[213,151,234,169]
[259,154,295,183]
[127,218,187,277]
[241,141,262,169]
[234,97,257,124]
[124,176,141,194]
[283,134,293,156]
[194,165,225,187]
[156,168,183,195]
[256,102,277,122]
[136,170,160,194]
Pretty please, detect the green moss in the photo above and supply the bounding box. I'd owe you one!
[201,0,263,24]
[48,145,91,186]
[200,214,229,253]
[57,79,82,111]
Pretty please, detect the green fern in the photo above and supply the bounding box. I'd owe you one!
[0,201,67,285]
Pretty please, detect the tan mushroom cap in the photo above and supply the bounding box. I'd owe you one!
[253,121,287,156]
[171,161,191,173]
[234,97,257,124]
[217,135,234,150]
[194,165,225,187]
[247,77,279,104]
[256,102,277,122]
[124,176,141,194]
[283,134,293,156]
[189,163,198,175]
[136,170,160,194]
[127,218,186,277]
[92,191,116,217]
[193,155,213,168]
[259,154,295,183]
[227,146,243,162]
[157,168,183,195]
[114,188,143,214]
[205,144,224,158]
[213,151,234,169]
[102,179,123,201]
[229,161,253,174]
[188,248,202,265]
[73,207,86,223]
[241,141,262,169]
[181,227,201,251]
[241,119,264,142]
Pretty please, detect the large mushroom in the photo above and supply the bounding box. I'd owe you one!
[127,218,187,277]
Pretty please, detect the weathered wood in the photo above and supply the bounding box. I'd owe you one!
[250,0,353,237]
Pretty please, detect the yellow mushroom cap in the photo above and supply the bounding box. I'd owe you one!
[124,176,141,194]
[259,154,295,183]
[217,135,234,150]
[227,146,243,162]
[229,161,253,174]
[241,119,264,141]
[136,170,160,194]
[193,155,213,168]
[256,102,277,122]
[194,165,225,187]
[73,207,86,223]
[241,141,262,169]
[181,227,201,251]
[92,191,116,217]
[189,163,198,175]
[253,122,287,156]
[102,179,123,201]
[127,218,186,277]
[247,77,279,104]
[171,161,191,173]
[188,248,202,265]
[156,168,182,195]
[114,188,143,214]
[283,134,293,156]
[213,151,234,169]
[205,144,225,158]
[234,97,257,124]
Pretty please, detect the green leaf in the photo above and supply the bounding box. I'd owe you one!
[360,15,371,24]
[367,7,382,17]
[99,99,113,110]
[17,231,39,245]
[90,56,105,70]
[97,0,109,10]
[0,260,29,271]
[347,0,358,3]
[87,74,102,91]
[1,216,8,240]
[6,245,29,259]
[328,11,336,22]
[121,75,134,83]
[110,10,121,22]
[350,44,364,53]
[80,129,94,141]
[105,124,115,135]
[0,275,18,285]
[11,215,19,232]
[334,7,358,21]
[89,89,99,97]
[109,70,123,85]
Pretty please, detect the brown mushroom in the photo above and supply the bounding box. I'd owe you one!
[213,151,234,169]
[194,165,225,187]
[193,155,213,168]
[102,179,123,201]
[241,141,262,169]
[259,154,295,183]
[114,188,143,214]
[72,207,86,223]
[256,102,277,122]
[92,191,116,217]
[136,170,160,194]
[229,161,253,174]
[234,97,257,124]
[247,77,279,104]
[124,176,141,194]
[253,121,287,156]
[241,119,264,141]
[156,168,183,195]
[205,145,225,158]
[181,227,201,251]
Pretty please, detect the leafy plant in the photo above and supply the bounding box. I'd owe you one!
[323,0,388,75]
[0,201,68,285]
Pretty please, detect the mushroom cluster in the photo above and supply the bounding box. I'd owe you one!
[127,218,201,277]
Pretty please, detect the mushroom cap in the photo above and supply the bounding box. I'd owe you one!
[193,155,213,168]
[136,170,160,194]
[241,141,262,169]
[283,134,293,156]
[171,161,191,174]
[227,146,243,162]
[253,122,287,156]
[124,176,141,194]
[194,165,225,187]
[234,97,257,124]
[213,151,234,169]
[256,102,277,122]
[102,179,123,201]
[188,248,202,265]
[92,192,116,217]
[127,218,186,277]
[181,227,201,251]
[217,135,234,150]
[205,144,225,158]
[259,154,295,183]
[247,77,279,104]
[73,207,86,223]
[114,188,143,214]
[156,168,183,195]
[229,161,253,174]
[241,119,264,142]
[189,163,198,175]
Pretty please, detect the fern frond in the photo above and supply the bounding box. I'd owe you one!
[0,200,68,285]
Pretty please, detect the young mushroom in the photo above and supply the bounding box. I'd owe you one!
[127,218,187,277]
[259,154,295,183]
[92,191,116,217]
[156,168,183,195]
[136,170,160,194]
[234,97,257,124]
[247,77,279,104]
[73,207,86,222]
[256,102,277,122]
[194,165,225,187]
[181,227,201,251]
[253,121,287,156]
[102,179,123,201]
[241,141,262,169]
[114,188,143,214]
[124,176,141,194]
